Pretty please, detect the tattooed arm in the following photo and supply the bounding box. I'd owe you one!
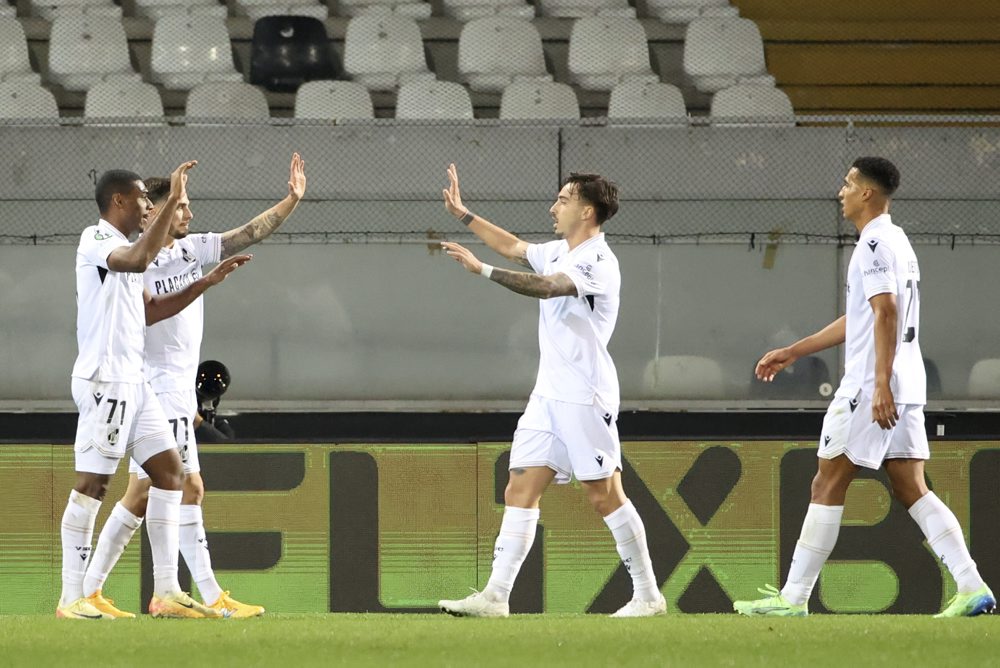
[220,153,306,258]
[441,241,577,299]
[442,163,531,267]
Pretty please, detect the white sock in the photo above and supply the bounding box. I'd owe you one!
[59,490,102,606]
[908,492,985,594]
[603,500,661,603]
[781,503,843,606]
[146,487,182,597]
[83,503,143,598]
[179,504,223,605]
[484,506,539,603]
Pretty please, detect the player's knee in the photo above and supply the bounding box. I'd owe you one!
[182,476,205,505]
[74,477,109,501]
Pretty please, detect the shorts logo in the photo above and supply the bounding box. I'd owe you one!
[602,413,613,426]
[823,435,831,446]
[595,455,604,467]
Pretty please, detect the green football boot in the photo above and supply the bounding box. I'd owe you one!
[733,584,808,617]
[934,585,996,618]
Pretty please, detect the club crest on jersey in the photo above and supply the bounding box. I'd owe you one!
[107,427,120,446]
[94,231,111,240]
[867,239,879,252]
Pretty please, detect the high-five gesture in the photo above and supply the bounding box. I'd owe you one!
[443,163,467,219]
[288,152,306,201]
[170,160,198,200]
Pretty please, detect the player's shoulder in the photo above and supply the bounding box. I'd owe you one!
[580,237,618,265]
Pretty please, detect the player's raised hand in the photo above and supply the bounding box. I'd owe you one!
[442,163,467,220]
[204,254,252,286]
[288,152,306,200]
[755,347,796,382]
[169,160,198,199]
[441,241,483,275]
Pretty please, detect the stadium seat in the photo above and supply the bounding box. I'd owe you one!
[29,0,119,21]
[458,17,551,94]
[396,80,474,120]
[294,80,374,120]
[710,84,794,126]
[0,4,14,16]
[683,17,775,93]
[499,81,579,120]
[47,15,140,92]
[567,17,658,91]
[442,0,534,22]
[84,80,165,124]
[0,18,40,85]
[645,0,738,24]
[642,355,725,399]
[250,16,339,93]
[150,15,243,90]
[607,81,687,122]
[748,355,831,400]
[0,80,59,119]
[968,359,1000,398]
[234,0,329,21]
[536,0,634,19]
[337,0,432,20]
[132,0,226,20]
[343,14,434,91]
[185,81,271,121]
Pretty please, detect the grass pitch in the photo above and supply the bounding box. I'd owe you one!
[1,613,996,667]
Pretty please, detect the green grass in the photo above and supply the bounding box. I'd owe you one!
[0,613,996,667]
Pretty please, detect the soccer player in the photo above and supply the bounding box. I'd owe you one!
[81,153,306,619]
[733,157,995,618]
[59,162,251,620]
[436,164,666,618]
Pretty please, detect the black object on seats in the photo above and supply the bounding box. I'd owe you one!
[250,16,339,92]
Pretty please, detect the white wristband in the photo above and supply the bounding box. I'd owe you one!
[480,263,494,279]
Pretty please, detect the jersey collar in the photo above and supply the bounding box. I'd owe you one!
[97,218,128,241]
[568,232,605,255]
[858,214,891,240]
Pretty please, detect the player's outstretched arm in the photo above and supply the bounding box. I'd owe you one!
[442,163,531,268]
[220,153,306,259]
[755,316,846,382]
[108,160,197,273]
[144,254,252,325]
[441,241,575,299]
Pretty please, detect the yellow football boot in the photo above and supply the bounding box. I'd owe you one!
[209,591,265,619]
[56,598,113,620]
[85,590,136,618]
[149,591,224,619]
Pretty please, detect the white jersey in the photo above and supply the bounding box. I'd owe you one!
[525,233,621,412]
[72,219,147,383]
[836,214,926,405]
[143,233,222,392]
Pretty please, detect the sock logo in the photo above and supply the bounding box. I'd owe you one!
[76,546,92,562]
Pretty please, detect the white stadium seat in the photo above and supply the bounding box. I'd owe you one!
[396,79,474,120]
[336,0,433,20]
[84,80,165,123]
[646,0,738,24]
[683,17,775,93]
[294,80,375,120]
[151,15,243,90]
[710,84,794,126]
[607,81,687,122]
[968,359,1000,398]
[442,0,534,22]
[458,17,551,93]
[30,0,119,22]
[343,14,434,91]
[499,81,579,120]
[47,15,140,92]
[234,0,330,21]
[536,0,633,19]
[0,18,41,85]
[185,81,271,121]
[568,17,658,91]
[0,80,59,119]
[132,0,226,20]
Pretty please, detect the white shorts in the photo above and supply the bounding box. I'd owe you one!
[510,394,622,484]
[71,378,175,476]
[130,388,199,479]
[818,393,930,470]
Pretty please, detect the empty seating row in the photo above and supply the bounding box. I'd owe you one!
[0,78,794,123]
[11,0,742,22]
[1,14,774,96]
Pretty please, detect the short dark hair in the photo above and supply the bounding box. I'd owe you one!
[564,172,619,224]
[143,177,171,204]
[852,157,900,196]
[95,169,141,214]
